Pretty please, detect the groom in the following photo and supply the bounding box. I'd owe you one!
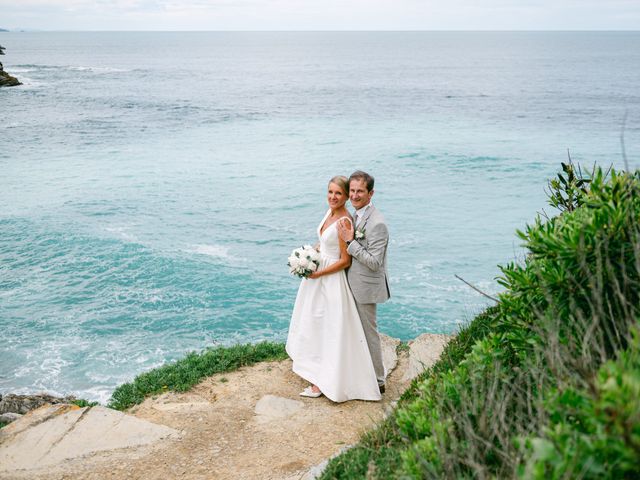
[337,171,391,393]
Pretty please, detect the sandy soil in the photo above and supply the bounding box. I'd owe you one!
[13,352,411,480]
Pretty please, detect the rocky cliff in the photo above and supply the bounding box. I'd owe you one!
[0,44,21,87]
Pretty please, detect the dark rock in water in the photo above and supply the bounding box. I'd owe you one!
[0,393,77,415]
[0,44,22,87]
[0,69,21,87]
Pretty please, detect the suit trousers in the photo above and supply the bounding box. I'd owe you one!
[354,302,385,386]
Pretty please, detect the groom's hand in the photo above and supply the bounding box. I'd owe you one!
[337,217,354,242]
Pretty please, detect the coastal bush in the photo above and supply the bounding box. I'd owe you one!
[394,168,640,478]
[544,160,592,213]
[518,328,640,479]
[498,168,640,361]
[400,305,496,403]
[108,341,287,410]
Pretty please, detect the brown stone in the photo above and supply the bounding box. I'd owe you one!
[0,69,21,87]
[0,393,76,415]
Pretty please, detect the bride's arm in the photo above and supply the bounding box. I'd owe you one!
[308,237,351,279]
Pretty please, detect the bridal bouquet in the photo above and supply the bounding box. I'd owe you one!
[288,245,320,278]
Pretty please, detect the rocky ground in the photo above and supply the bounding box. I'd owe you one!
[0,334,450,480]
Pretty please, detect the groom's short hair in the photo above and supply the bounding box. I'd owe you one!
[349,171,375,192]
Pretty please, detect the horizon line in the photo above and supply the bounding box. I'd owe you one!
[2,28,640,33]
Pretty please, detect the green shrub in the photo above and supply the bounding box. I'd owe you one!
[498,169,640,362]
[320,418,405,479]
[518,328,640,479]
[72,399,99,408]
[108,341,287,410]
[545,160,592,213]
[400,306,497,402]
[397,334,534,478]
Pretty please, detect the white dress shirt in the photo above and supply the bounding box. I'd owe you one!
[354,203,371,227]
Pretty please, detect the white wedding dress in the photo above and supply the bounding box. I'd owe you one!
[286,210,381,402]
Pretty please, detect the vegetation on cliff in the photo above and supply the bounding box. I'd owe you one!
[108,341,287,411]
[321,163,640,479]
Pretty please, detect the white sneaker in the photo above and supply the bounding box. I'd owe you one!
[299,386,322,398]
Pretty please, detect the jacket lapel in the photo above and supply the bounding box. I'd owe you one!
[357,205,375,233]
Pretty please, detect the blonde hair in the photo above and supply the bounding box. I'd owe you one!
[329,175,349,195]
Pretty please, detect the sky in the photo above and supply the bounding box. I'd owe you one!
[1,0,639,31]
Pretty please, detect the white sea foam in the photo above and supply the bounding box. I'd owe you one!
[68,65,128,73]
[11,76,42,88]
[86,387,114,405]
[190,244,231,259]
[104,226,138,242]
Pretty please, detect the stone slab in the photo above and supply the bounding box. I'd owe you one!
[403,333,452,381]
[0,405,180,472]
[0,412,22,424]
[380,333,400,377]
[254,395,304,420]
[0,403,80,440]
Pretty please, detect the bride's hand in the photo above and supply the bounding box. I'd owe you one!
[308,271,321,279]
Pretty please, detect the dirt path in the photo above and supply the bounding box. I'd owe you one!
[10,349,412,480]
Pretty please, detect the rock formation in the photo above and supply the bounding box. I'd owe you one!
[0,44,21,87]
[0,393,77,424]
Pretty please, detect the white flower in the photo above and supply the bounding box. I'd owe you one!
[288,244,322,278]
[355,228,365,240]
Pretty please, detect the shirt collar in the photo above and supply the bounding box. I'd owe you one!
[355,203,372,219]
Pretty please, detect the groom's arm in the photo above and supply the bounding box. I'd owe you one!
[347,222,388,272]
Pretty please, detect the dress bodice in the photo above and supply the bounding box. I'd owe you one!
[317,210,341,261]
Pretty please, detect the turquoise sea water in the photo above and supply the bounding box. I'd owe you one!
[1,32,639,402]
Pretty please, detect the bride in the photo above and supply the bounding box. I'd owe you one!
[286,176,381,402]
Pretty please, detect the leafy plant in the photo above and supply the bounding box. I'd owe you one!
[72,399,99,408]
[545,158,593,213]
[518,328,640,479]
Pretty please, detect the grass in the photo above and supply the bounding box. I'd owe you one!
[108,341,288,411]
[72,399,100,408]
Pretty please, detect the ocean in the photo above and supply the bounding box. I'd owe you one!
[1,31,639,402]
